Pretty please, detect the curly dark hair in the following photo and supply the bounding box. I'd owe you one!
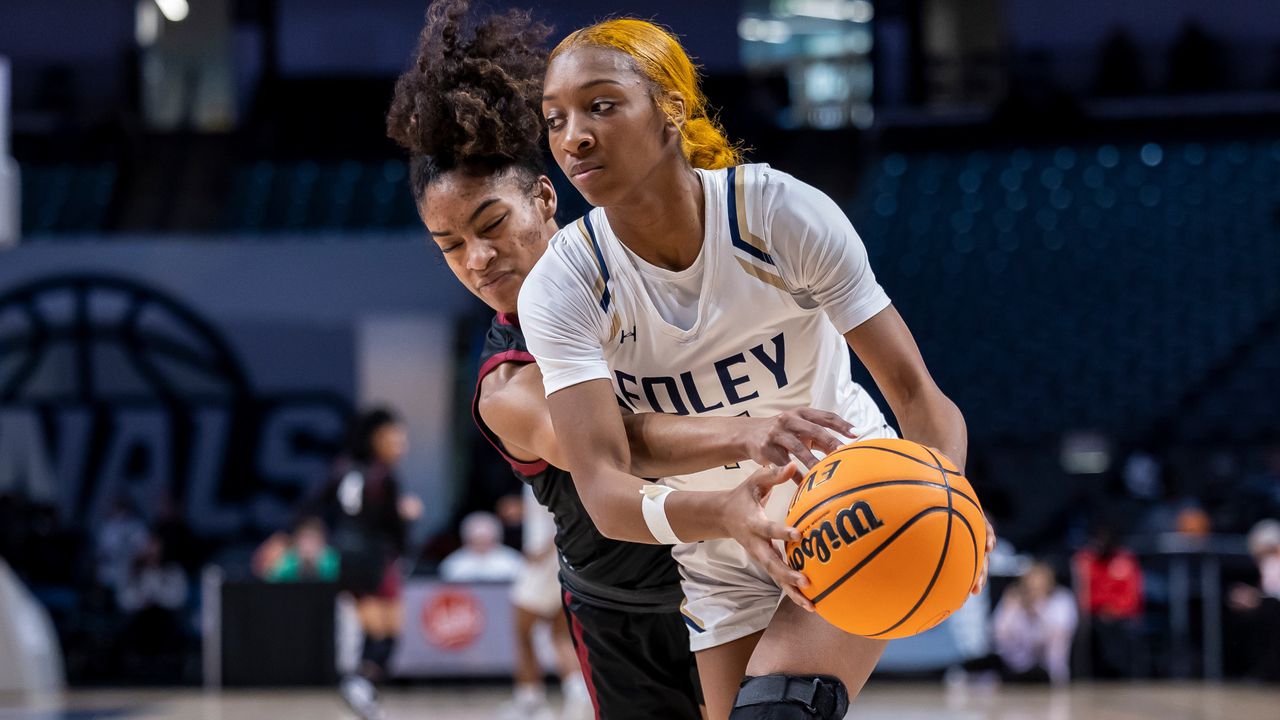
[387,0,550,202]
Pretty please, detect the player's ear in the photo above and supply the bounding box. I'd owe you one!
[534,175,557,222]
[664,93,687,132]
[665,91,686,143]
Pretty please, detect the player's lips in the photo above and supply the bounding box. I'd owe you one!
[569,162,603,181]
[477,271,513,290]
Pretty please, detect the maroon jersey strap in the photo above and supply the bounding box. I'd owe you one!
[472,349,549,476]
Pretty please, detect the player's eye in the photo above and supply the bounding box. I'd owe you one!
[591,101,615,114]
[440,241,462,254]
[480,215,507,235]
[545,115,564,131]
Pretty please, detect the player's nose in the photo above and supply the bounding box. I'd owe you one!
[559,113,595,157]
[465,239,496,270]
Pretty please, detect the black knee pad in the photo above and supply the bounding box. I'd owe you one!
[729,674,849,719]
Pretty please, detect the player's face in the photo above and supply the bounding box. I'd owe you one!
[1023,565,1054,600]
[543,47,678,207]
[421,170,557,315]
[371,423,409,465]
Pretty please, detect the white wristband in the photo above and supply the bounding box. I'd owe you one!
[640,484,683,545]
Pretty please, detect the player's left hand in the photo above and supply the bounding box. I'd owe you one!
[971,515,996,596]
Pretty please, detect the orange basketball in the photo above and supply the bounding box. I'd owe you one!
[784,438,986,640]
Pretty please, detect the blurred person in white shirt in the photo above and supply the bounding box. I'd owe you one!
[957,561,1077,685]
[440,511,524,582]
[1227,519,1280,682]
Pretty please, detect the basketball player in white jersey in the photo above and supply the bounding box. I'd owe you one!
[520,19,995,720]
[385,4,868,717]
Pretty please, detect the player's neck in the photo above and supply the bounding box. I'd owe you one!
[604,162,704,271]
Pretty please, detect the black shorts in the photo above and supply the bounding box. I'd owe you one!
[562,590,702,720]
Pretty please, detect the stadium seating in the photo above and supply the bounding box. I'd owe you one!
[219,160,420,233]
[18,164,116,236]
[847,139,1280,442]
[20,139,1280,442]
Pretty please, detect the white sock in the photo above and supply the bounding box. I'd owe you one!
[561,672,589,702]
[515,682,547,706]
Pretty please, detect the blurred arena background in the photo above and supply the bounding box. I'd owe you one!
[1,0,1279,718]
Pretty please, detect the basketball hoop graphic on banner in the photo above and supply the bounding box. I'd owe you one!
[0,273,351,536]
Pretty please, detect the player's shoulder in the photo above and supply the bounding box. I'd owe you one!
[529,214,601,287]
[737,162,825,205]
[728,162,832,235]
[699,162,817,212]
[546,211,592,253]
[519,213,613,326]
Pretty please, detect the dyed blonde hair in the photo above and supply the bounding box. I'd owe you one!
[550,18,743,170]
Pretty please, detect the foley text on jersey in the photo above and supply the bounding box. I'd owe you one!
[613,333,788,415]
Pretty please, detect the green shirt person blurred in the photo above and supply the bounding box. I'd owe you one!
[267,517,341,582]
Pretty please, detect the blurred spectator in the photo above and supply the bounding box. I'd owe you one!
[1227,520,1280,682]
[439,512,523,582]
[958,561,1077,685]
[1073,523,1144,678]
[117,534,188,614]
[252,531,292,580]
[95,498,149,592]
[267,517,340,583]
[116,533,189,675]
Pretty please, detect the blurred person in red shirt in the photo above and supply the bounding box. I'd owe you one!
[1073,523,1144,677]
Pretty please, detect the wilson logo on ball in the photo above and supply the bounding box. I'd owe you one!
[783,439,987,640]
[788,500,884,571]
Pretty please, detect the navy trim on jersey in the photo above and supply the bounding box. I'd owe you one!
[726,166,776,266]
[583,213,613,313]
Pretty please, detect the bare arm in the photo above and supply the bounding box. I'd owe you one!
[846,304,993,595]
[480,362,851,477]
[538,377,734,542]
[844,304,967,469]
[541,378,812,606]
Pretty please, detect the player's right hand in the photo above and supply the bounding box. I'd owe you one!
[720,461,816,612]
[741,408,855,476]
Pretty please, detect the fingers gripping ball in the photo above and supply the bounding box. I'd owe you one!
[784,439,986,639]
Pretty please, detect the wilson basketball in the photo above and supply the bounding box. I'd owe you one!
[784,438,986,639]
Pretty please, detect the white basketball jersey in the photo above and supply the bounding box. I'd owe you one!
[520,163,893,494]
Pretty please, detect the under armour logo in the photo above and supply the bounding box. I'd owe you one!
[620,325,637,344]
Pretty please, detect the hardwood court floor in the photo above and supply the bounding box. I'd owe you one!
[1,682,1275,720]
